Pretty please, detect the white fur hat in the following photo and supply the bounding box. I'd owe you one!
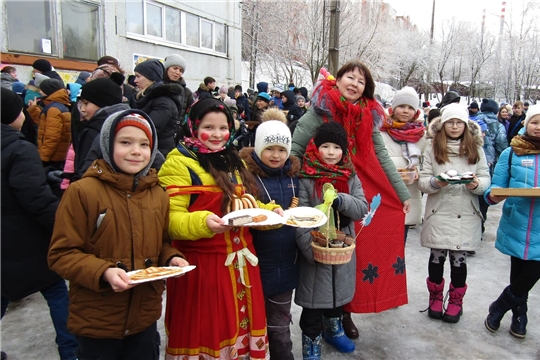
[254,120,291,159]
[441,103,469,127]
[392,86,419,112]
[524,104,540,130]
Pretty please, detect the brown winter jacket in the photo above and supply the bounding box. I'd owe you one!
[48,159,184,338]
[28,88,71,162]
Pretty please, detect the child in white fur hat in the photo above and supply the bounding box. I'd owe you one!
[239,118,300,360]
[380,86,426,241]
[418,103,491,324]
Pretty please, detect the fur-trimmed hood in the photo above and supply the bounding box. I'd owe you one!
[134,82,183,108]
[239,147,301,178]
[426,116,484,146]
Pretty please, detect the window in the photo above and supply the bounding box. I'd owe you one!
[5,0,102,61]
[124,1,228,54]
[201,20,213,49]
[6,0,57,55]
[126,0,144,34]
[215,23,226,54]
[186,13,199,47]
[165,8,181,43]
[61,0,100,60]
[146,3,162,37]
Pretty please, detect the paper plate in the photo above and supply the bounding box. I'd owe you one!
[221,208,283,227]
[283,207,328,228]
[127,265,196,284]
[435,175,474,185]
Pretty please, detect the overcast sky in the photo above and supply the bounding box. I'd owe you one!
[385,0,532,35]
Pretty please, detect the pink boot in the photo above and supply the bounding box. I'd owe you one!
[426,278,445,319]
[443,283,467,323]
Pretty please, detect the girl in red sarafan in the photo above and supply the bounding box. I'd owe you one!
[159,97,281,359]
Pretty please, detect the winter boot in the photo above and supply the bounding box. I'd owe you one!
[322,316,355,353]
[426,277,445,319]
[510,298,528,339]
[342,311,359,339]
[442,283,467,323]
[302,333,322,360]
[485,286,526,333]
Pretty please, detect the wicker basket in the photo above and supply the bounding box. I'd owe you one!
[310,230,355,265]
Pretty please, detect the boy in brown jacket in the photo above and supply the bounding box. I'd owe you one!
[48,109,188,360]
[27,78,72,169]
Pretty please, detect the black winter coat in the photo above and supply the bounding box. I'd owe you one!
[132,82,183,156]
[1,124,61,300]
[73,103,130,181]
[236,94,251,121]
[239,148,300,296]
[282,90,304,125]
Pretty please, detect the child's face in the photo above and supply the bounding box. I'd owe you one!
[80,99,100,121]
[526,115,540,138]
[113,126,151,174]
[393,105,416,122]
[500,108,508,119]
[318,142,343,165]
[260,146,288,169]
[197,112,230,151]
[256,99,268,109]
[444,118,466,139]
[297,98,305,107]
[281,95,288,103]
[336,68,365,103]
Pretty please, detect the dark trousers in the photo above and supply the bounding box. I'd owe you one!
[478,195,489,234]
[300,306,342,339]
[1,279,78,360]
[265,291,294,360]
[510,256,540,298]
[76,322,159,360]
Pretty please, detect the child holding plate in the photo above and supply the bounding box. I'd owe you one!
[48,110,188,359]
[418,103,490,323]
[158,98,281,360]
[239,109,300,360]
[295,121,368,358]
[484,104,540,339]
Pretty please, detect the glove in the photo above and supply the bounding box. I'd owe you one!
[47,170,64,184]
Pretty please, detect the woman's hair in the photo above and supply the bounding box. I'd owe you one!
[432,124,480,165]
[136,81,155,99]
[1,66,16,74]
[335,60,376,99]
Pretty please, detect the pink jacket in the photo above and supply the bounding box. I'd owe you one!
[60,144,75,190]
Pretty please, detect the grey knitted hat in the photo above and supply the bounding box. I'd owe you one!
[164,54,187,72]
[392,86,419,112]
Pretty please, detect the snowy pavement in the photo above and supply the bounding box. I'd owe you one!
[2,202,539,359]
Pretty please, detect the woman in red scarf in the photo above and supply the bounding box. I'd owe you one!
[291,61,411,340]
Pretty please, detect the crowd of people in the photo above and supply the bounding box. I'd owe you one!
[1,55,539,360]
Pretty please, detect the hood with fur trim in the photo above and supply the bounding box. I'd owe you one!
[239,147,301,178]
[426,116,484,147]
[133,82,183,109]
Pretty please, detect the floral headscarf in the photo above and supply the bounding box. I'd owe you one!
[183,98,236,153]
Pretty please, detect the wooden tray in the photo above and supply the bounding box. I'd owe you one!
[491,188,540,197]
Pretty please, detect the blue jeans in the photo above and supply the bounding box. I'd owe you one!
[1,279,78,360]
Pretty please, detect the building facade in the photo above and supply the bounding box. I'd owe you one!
[1,0,242,88]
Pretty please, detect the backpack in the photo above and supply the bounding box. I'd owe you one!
[40,101,71,116]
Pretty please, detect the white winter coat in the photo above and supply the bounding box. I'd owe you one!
[380,131,426,225]
[418,118,491,251]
